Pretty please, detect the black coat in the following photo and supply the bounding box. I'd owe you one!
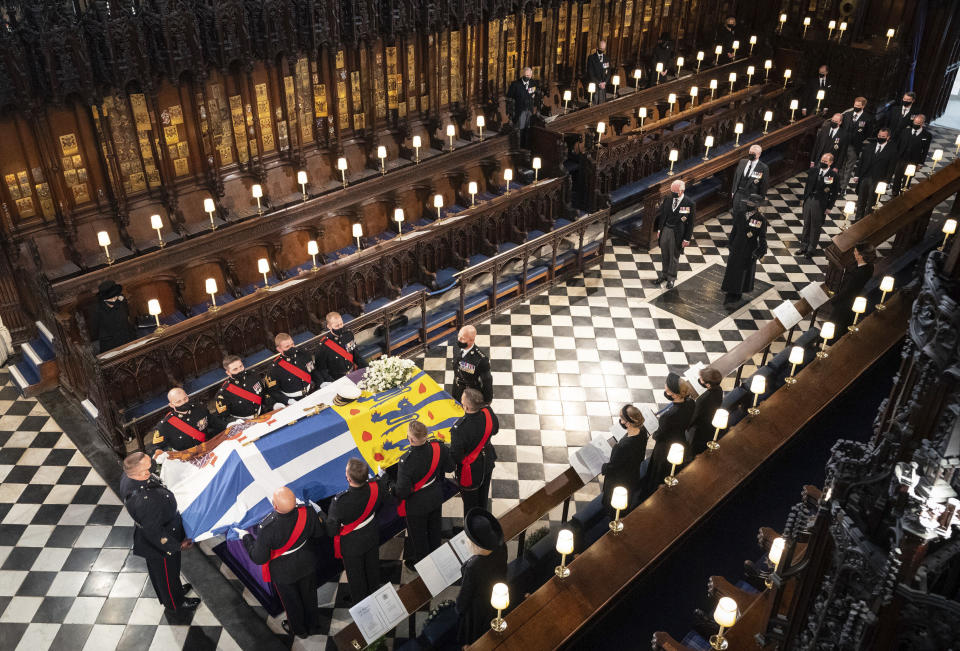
[214,370,265,419]
[326,481,384,557]
[264,347,316,403]
[722,209,767,295]
[586,50,610,84]
[242,505,326,584]
[803,166,841,210]
[882,104,919,142]
[896,126,932,164]
[451,345,494,403]
[457,544,508,645]
[94,298,136,352]
[654,194,696,252]
[120,474,185,560]
[686,386,724,457]
[149,402,225,452]
[803,75,833,113]
[718,25,738,58]
[855,140,897,185]
[841,109,875,153]
[601,432,647,507]
[643,399,695,494]
[810,122,850,168]
[450,407,499,489]
[830,263,874,334]
[313,330,367,383]
[731,158,770,200]
[506,78,539,118]
[391,440,454,516]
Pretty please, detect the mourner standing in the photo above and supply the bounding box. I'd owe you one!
[722,194,768,304]
[642,374,695,496]
[883,92,919,144]
[586,40,611,104]
[654,179,695,289]
[851,128,897,221]
[264,332,315,406]
[314,311,367,384]
[730,144,769,241]
[719,16,739,61]
[829,242,877,336]
[810,114,849,174]
[506,67,539,145]
[215,355,266,420]
[120,452,200,613]
[840,97,875,188]
[891,114,932,196]
[799,153,840,257]
[456,508,508,646]
[601,404,647,516]
[802,64,833,116]
[149,387,224,453]
[686,367,725,458]
[93,279,137,353]
[450,325,493,404]
[239,487,326,639]
[450,388,499,514]
[327,458,384,603]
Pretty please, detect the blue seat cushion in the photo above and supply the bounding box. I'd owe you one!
[124,393,169,421]
[357,341,384,360]
[427,309,458,331]
[552,218,572,229]
[190,293,236,315]
[673,120,692,131]
[242,348,275,368]
[292,331,316,345]
[582,241,601,256]
[326,245,358,262]
[497,241,519,253]
[434,267,458,289]
[401,282,428,296]
[389,324,421,348]
[525,230,546,242]
[494,277,520,296]
[468,253,489,266]
[526,265,549,282]
[555,250,577,268]
[363,296,391,313]
[183,367,227,395]
[465,292,490,311]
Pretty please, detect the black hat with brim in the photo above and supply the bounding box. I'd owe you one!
[98,280,123,300]
[464,507,504,551]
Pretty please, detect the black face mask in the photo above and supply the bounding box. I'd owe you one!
[457,340,469,349]
[877,137,887,143]
[819,73,827,78]
[902,100,913,107]
[331,327,343,336]
[663,390,673,401]
[618,419,628,430]
[524,75,531,81]
[820,162,829,169]
[748,153,757,161]
[726,24,735,30]
[671,191,680,199]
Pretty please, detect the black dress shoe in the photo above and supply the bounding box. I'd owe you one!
[167,596,200,614]
[404,559,417,571]
[182,583,192,595]
[665,280,675,289]
[653,275,664,286]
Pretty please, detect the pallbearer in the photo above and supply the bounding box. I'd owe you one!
[149,387,224,452]
[327,458,384,602]
[264,332,315,406]
[450,388,499,514]
[450,325,494,404]
[314,311,367,384]
[215,355,266,420]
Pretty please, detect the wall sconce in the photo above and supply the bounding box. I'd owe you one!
[702,135,714,161]
[838,21,847,40]
[714,44,722,65]
[490,583,509,632]
[251,184,263,215]
[748,374,766,416]
[675,56,684,77]
[609,486,628,533]
[731,40,740,57]
[707,408,728,451]
[307,240,319,271]
[667,149,679,175]
[633,68,642,89]
[503,168,513,194]
[749,35,757,54]
[763,110,773,134]
[352,223,363,251]
[783,68,791,88]
[297,170,308,202]
[876,276,894,310]
[827,20,836,39]
[932,149,944,171]
[815,89,825,112]
[611,74,620,97]
[532,157,542,182]
[148,298,164,333]
[886,28,895,48]
[874,181,887,209]
[596,121,606,142]
[150,214,164,248]
[803,17,812,38]
[817,322,836,359]
[778,13,787,34]
[728,71,737,93]
[667,93,677,115]
[563,89,572,114]
[257,258,270,290]
[696,51,704,73]
[746,65,755,87]
[734,122,744,147]
[555,528,574,578]
[784,346,804,385]
[638,107,647,132]
[476,114,485,141]
[710,597,738,650]
[205,278,219,312]
[849,296,867,332]
[690,86,698,107]
[664,443,684,486]
[655,62,663,84]
[203,197,216,231]
[97,230,113,265]
[789,99,799,123]
[764,59,772,81]
[412,135,422,164]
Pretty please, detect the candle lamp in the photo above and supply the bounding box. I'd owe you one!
[394,209,405,237]
[749,35,757,54]
[307,240,319,271]
[904,163,916,189]
[803,17,811,38]
[352,223,363,251]
[815,89,825,112]
[710,597,738,650]
[876,276,894,311]
[838,21,847,40]
[789,99,799,123]
[874,181,887,209]
[747,374,766,416]
[587,82,596,104]
[817,321,836,359]
[849,296,867,332]
[297,170,308,201]
[667,94,676,115]
[476,115,485,141]
[148,299,165,333]
[664,443,684,486]
[696,51,704,73]
[941,218,957,251]
[784,346,804,385]
[468,181,478,207]
[337,157,348,188]
[205,278,219,312]
[446,124,456,151]
[764,59,772,81]
[433,193,444,220]
[490,583,509,633]
[734,122,743,147]
[690,86,698,107]
[777,13,787,34]
[703,135,714,161]
[842,200,855,230]
[563,90,572,113]
[655,62,663,84]
[97,230,113,265]
[827,20,836,40]
[707,408,728,451]
[257,258,271,290]
[412,135,422,164]
[714,45,722,65]
[766,538,785,589]
[555,529,574,578]
[638,107,647,132]
[667,149,679,175]
[377,145,387,175]
[886,28,895,48]
[532,157,542,182]
[609,486,628,533]
[203,197,216,230]
[731,40,740,57]
[611,74,620,97]
[675,56,684,77]
[150,214,164,248]
[746,65,755,87]
[763,110,773,134]
[596,121,606,142]
[632,69,642,90]
[252,183,263,214]
[783,68,791,88]
[728,71,737,93]
[503,168,513,194]
[932,149,944,170]
[709,79,717,100]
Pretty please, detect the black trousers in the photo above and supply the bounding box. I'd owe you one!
[406,508,443,562]
[274,572,319,637]
[343,546,380,602]
[855,177,881,221]
[144,551,186,610]
[460,466,494,514]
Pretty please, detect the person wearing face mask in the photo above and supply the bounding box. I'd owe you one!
[314,311,367,384]
[450,388,498,514]
[892,113,932,196]
[93,279,137,352]
[215,355,266,420]
[883,92,918,144]
[719,16,738,61]
[840,97,875,188]
[802,64,832,116]
[641,373,696,497]
[450,324,493,404]
[686,367,724,457]
[506,66,539,143]
[721,194,767,305]
[148,387,225,453]
[829,242,876,336]
[648,32,675,86]
[264,332,315,406]
[586,39,610,104]
[851,127,897,221]
[120,452,200,614]
[653,179,695,290]
[601,404,647,517]
[799,153,840,257]
[810,113,849,174]
[730,144,770,241]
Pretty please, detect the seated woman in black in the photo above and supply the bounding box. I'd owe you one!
[642,373,696,497]
[601,404,647,517]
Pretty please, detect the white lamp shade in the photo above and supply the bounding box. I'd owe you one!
[668,149,679,162]
[667,93,676,104]
[203,198,215,213]
[666,442,684,466]
[816,90,825,100]
[676,57,684,67]
[377,146,387,159]
[655,62,663,72]
[789,346,805,365]
[944,219,958,235]
[805,18,812,26]
[954,134,959,145]
[880,276,895,292]
[779,14,787,22]
[412,135,422,148]
[633,69,642,79]
[705,135,714,147]
[821,322,836,340]
[563,90,572,101]
[690,86,698,97]
[790,99,799,110]
[764,110,773,121]
[205,278,218,295]
[784,69,792,79]
[905,164,917,176]
[696,51,704,61]
[352,223,363,238]
[886,28,895,37]
[714,597,738,628]
[556,529,574,555]
[750,36,758,45]
[394,208,405,223]
[732,40,740,49]
[750,374,766,395]
[768,537,785,566]
[839,21,847,30]
[611,74,620,86]
[97,231,111,247]
[433,194,444,208]
[587,82,596,93]
[747,66,755,76]
[709,79,718,89]
[828,20,836,29]
[257,258,270,274]
[297,170,308,185]
[251,184,263,198]
[532,157,542,170]
[307,240,319,255]
[337,157,347,171]
[933,149,943,161]
[729,72,737,83]
[468,181,478,194]
[844,201,856,215]
[446,124,455,136]
[476,115,485,127]
[638,107,647,118]
[596,121,606,134]
[147,299,161,316]
[490,582,509,610]
[610,486,628,510]
[711,408,729,429]
[765,59,772,69]
[734,123,744,134]
[504,168,513,181]
[715,45,722,55]
[852,296,867,314]
[150,214,163,229]
[876,181,888,194]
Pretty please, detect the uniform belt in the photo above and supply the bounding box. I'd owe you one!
[419,477,436,489]
[351,513,376,531]
[279,540,306,557]
[281,389,304,398]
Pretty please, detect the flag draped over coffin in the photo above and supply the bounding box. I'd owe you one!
[160,370,463,540]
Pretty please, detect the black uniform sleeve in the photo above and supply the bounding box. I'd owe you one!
[456,559,478,615]
[263,363,286,405]
[312,349,333,384]
[449,422,467,465]
[353,340,368,369]
[325,496,344,537]
[441,442,456,474]
[758,164,770,197]
[242,527,274,565]
[602,438,626,476]
[138,496,184,554]
[477,356,493,403]
[392,457,415,499]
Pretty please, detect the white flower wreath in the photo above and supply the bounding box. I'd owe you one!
[357,356,417,393]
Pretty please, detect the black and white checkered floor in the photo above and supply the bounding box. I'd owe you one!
[1,125,956,650]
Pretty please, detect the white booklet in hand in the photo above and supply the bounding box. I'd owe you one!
[448,530,476,564]
[640,405,660,435]
[415,542,464,597]
[683,362,706,395]
[569,440,608,483]
[800,282,830,310]
[349,582,408,644]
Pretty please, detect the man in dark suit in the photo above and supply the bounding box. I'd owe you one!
[799,153,841,257]
[892,114,933,196]
[810,114,849,173]
[327,458,384,603]
[830,242,876,335]
[450,325,493,404]
[802,64,832,116]
[586,40,610,104]
[653,179,695,289]
[882,92,919,144]
[506,67,539,144]
[450,388,498,515]
[840,97,875,188]
[851,128,897,221]
[729,144,770,242]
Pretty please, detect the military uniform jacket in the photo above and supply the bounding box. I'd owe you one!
[326,482,384,557]
[731,159,770,199]
[450,408,499,488]
[120,474,185,559]
[803,167,841,209]
[215,370,265,419]
[264,348,315,402]
[896,126,932,164]
[313,330,367,383]
[150,403,225,453]
[655,195,696,246]
[506,78,540,117]
[586,51,610,84]
[391,440,455,516]
[841,109,875,152]
[242,506,325,584]
[451,346,494,403]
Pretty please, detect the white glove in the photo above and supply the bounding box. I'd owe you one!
[232,527,249,538]
[287,398,297,405]
[272,402,285,411]
[229,419,244,427]
[320,382,332,388]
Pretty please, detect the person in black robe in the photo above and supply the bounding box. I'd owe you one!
[686,366,724,457]
[722,194,768,304]
[601,404,647,517]
[830,242,876,336]
[94,279,136,352]
[456,508,508,646]
[642,373,696,497]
